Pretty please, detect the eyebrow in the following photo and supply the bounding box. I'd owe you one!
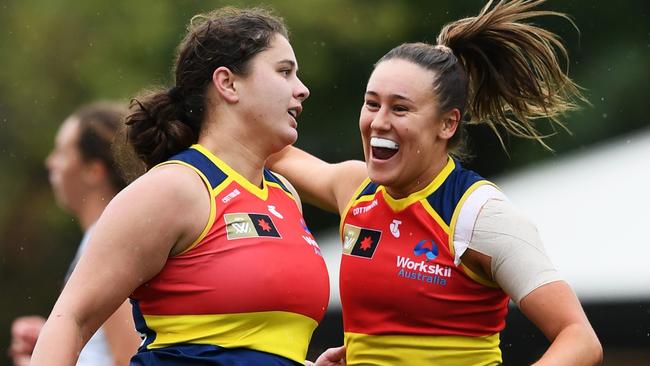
[365,90,414,103]
[277,59,297,71]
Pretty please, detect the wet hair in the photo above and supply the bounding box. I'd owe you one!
[71,101,129,191]
[125,7,288,169]
[377,0,587,157]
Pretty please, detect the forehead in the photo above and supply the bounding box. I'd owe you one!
[252,33,297,67]
[367,59,435,100]
[55,116,80,147]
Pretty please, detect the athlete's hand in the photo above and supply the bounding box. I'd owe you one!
[9,315,45,366]
[307,346,346,366]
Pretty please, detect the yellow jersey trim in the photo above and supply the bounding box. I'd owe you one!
[381,157,455,212]
[154,160,217,256]
[421,198,451,235]
[344,331,501,366]
[339,177,373,235]
[144,311,317,363]
[192,144,270,201]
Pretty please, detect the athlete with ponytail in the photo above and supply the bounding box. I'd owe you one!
[30,7,344,366]
[270,1,602,365]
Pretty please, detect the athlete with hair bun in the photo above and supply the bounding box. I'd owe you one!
[270,1,602,365]
[30,7,344,366]
[10,102,141,366]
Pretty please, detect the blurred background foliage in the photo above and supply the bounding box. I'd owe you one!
[0,0,648,363]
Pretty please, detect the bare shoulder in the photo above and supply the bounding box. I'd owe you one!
[103,163,211,253]
[331,159,368,213]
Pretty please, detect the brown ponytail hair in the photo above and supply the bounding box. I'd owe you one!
[72,101,130,191]
[378,0,587,156]
[126,7,288,169]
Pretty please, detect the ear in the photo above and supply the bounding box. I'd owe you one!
[82,160,108,186]
[438,108,461,140]
[212,66,239,103]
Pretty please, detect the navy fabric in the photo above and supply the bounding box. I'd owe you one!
[426,159,485,225]
[130,344,301,366]
[168,149,227,189]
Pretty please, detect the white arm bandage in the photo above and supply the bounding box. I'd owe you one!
[468,199,562,305]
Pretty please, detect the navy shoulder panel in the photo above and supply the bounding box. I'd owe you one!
[264,169,292,195]
[356,180,380,200]
[425,160,485,226]
[167,148,227,190]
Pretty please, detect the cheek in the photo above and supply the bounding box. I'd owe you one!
[359,110,372,133]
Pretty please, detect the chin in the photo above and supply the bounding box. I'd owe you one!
[285,130,298,145]
[367,167,394,187]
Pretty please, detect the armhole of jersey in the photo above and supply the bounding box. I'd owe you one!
[155,160,217,257]
[449,181,506,288]
[267,171,299,203]
[339,177,373,238]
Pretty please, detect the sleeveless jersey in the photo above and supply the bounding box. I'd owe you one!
[340,157,509,366]
[129,144,330,365]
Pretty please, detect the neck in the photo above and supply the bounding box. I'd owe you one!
[385,154,449,199]
[198,119,268,188]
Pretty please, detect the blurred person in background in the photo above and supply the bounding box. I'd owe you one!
[9,101,141,366]
[29,7,344,366]
[269,0,602,365]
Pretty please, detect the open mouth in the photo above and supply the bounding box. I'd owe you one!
[288,105,301,119]
[370,137,399,160]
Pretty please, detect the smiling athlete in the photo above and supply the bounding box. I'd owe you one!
[270,1,602,365]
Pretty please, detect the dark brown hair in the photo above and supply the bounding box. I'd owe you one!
[377,0,587,157]
[72,101,129,191]
[126,7,288,169]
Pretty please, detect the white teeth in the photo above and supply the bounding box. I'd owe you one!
[288,109,297,118]
[370,137,399,150]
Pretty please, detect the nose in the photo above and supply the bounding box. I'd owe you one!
[45,151,54,171]
[370,107,391,131]
[294,78,310,102]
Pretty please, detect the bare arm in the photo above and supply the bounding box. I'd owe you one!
[102,300,140,366]
[30,165,210,366]
[268,145,366,214]
[521,282,602,366]
[462,199,602,366]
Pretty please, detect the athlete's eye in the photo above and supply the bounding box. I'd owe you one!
[393,105,408,113]
[365,100,380,111]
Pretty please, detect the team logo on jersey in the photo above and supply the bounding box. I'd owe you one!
[224,213,281,240]
[414,239,438,261]
[389,219,402,238]
[342,224,381,259]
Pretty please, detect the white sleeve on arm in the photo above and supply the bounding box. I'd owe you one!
[452,184,507,265]
[468,199,563,305]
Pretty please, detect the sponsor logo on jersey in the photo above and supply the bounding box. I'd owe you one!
[342,224,381,259]
[221,188,241,203]
[396,239,451,286]
[267,205,283,219]
[302,234,322,256]
[352,199,378,216]
[413,239,438,261]
[224,213,281,240]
